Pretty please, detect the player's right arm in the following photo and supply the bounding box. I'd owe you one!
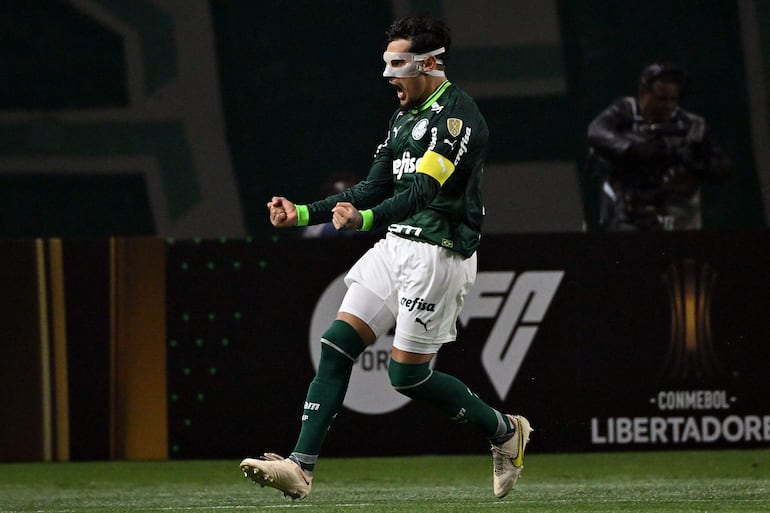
[266,196,298,228]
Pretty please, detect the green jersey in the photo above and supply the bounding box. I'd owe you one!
[306,81,488,258]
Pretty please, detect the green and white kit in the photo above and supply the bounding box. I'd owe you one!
[297,81,489,259]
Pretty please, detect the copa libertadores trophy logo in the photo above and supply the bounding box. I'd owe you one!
[661,258,725,379]
[589,257,767,447]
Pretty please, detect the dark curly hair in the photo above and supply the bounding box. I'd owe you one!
[385,16,451,63]
[639,62,686,92]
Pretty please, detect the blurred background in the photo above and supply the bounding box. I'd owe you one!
[0,0,767,238]
[1,0,769,463]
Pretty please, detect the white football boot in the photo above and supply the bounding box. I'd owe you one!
[491,414,533,498]
[240,453,312,500]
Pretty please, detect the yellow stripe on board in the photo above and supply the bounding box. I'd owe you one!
[48,239,70,461]
[35,239,52,462]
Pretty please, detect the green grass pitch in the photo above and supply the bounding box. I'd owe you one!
[1,450,768,512]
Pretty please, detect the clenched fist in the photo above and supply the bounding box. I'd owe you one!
[331,202,362,231]
[266,196,298,228]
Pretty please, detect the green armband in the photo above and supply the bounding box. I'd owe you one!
[358,209,374,231]
[296,205,310,226]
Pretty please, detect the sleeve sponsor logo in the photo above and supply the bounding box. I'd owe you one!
[453,127,472,166]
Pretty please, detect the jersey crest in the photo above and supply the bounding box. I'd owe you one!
[411,118,429,140]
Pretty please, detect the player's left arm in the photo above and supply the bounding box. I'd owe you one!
[333,170,442,231]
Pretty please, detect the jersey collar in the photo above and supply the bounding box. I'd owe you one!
[409,80,452,115]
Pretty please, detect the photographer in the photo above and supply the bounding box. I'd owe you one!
[586,63,730,230]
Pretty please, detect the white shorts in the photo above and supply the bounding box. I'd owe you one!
[339,233,477,354]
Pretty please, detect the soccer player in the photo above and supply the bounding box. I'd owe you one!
[240,15,531,500]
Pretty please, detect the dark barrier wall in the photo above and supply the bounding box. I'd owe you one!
[0,238,166,462]
[166,232,770,458]
[0,241,46,460]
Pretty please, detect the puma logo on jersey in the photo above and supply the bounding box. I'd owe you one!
[415,318,431,331]
[450,407,468,423]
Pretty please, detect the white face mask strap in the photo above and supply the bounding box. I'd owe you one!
[415,47,446,77]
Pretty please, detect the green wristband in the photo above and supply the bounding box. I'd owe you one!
[358,209,374,231]
[296,205,310,226]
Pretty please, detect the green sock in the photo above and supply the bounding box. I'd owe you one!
[290,320,363,472]
[388,359,513,443]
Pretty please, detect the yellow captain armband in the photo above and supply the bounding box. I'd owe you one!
[416,150,455,186]
[295,205,310,226]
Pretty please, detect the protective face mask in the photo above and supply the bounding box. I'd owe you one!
[382,47,446,78]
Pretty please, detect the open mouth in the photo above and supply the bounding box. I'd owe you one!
[391,82,405,101]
